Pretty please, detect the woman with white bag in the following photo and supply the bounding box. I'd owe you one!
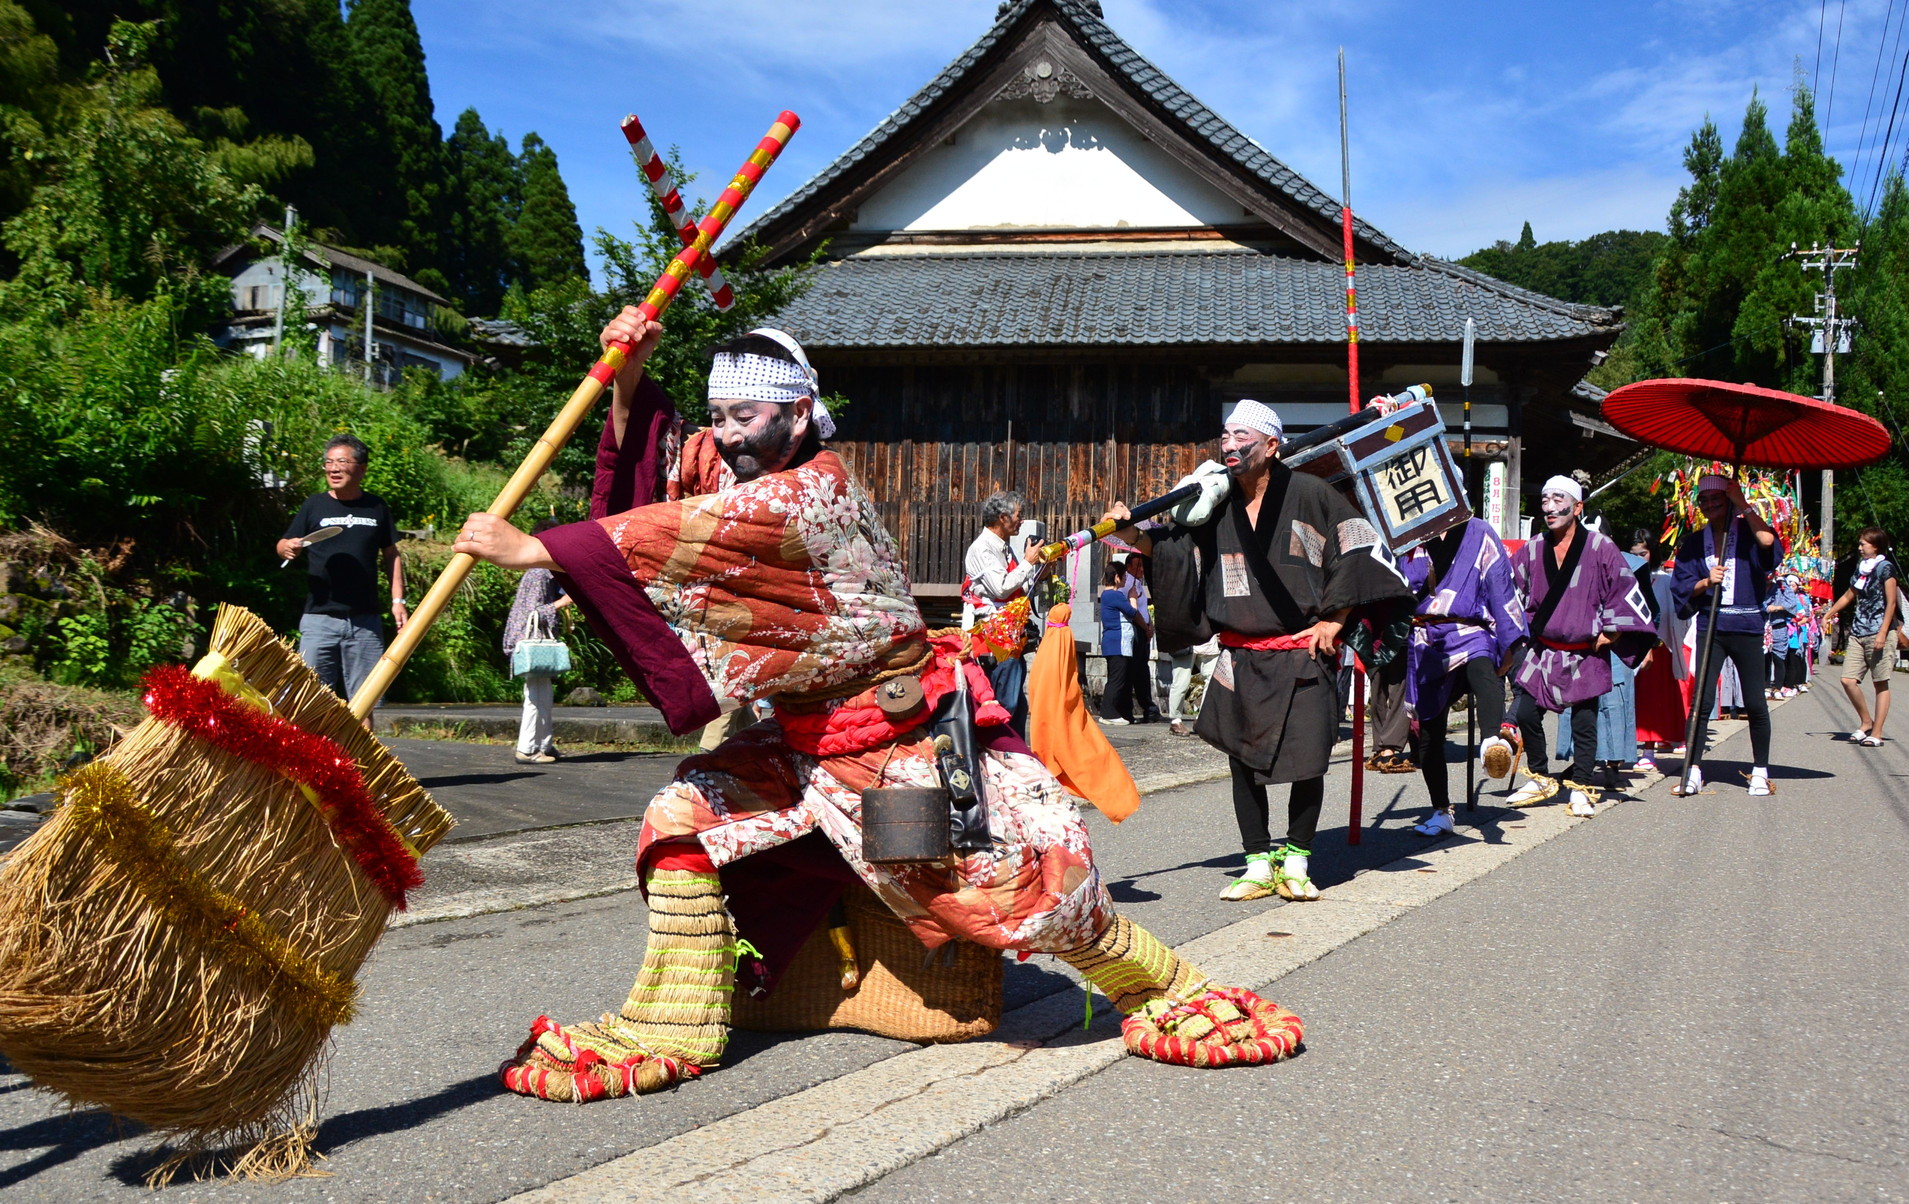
[502,523,574,764]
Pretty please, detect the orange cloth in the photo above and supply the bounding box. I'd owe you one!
[1026,603,1140,822]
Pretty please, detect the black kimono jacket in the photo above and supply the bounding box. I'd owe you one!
[1150,463,1412,784]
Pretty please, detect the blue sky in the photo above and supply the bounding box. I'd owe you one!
[411,0,1904,270]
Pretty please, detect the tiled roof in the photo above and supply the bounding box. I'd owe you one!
[733,0,1405,261]
[772,249,1620,348]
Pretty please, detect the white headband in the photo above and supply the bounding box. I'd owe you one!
[1540,475,1583,503]
[1697,474,1730,493]
[1226,398,1283,441]
[706,327,836,439]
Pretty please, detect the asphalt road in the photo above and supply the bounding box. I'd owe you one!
[0,691,1897,1201]
[854,684,1909,1203]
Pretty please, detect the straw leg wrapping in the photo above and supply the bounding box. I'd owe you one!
[1058,913,1208,1013]
[501,869,733,1102]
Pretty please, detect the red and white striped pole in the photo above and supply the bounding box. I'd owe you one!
[1340,47,1365,846]
[621,114,737,311]
[623,111,798,329]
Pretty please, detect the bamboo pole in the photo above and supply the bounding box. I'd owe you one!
[347,111,801,720]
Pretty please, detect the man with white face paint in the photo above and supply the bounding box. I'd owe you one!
[1102,399,1412,902]
[451,310,1280,1101]
[1504,474,1655,815]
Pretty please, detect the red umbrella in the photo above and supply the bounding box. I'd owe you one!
[1601,378,1889,469]
[1598,378,1890,797]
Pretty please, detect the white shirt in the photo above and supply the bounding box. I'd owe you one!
[962,526,1040,628]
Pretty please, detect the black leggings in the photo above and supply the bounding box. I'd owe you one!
[1690,629,1773,767]
[1513,686,1599,785]
[1100,655,1134,722]
[1231,760,1324,856]
[1413,658,1508,810]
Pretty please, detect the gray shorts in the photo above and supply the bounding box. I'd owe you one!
[1842,635,1893,684]
[299,611,385,702]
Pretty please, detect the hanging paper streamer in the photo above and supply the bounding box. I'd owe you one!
[1658,461,1829,594]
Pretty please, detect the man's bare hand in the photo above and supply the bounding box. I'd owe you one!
[1594,632,1615,653]
[275,537,303,561]
[600,307,666,392]
[1099,501,1133,527]
[453,514,556,571]
[1304,619,1345,659]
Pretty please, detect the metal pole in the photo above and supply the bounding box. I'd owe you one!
[1461,316,1476,811]
[1340,46,1365,846]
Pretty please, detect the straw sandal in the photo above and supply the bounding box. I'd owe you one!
[1561,780,1601,817]
[1506,773,1559,807]
[1219,852,1277,902]
[1745,770,1774,796]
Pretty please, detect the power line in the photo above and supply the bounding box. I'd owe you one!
[1826,0,1850,126]
[1816,0,1830,91]
[1848,0,1899,189]
[1865,44,1909,212]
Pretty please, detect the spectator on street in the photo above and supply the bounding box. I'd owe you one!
[1097,560,1148,726]
[276,434,406,715]
[962,490,1045,731]
[1162,634,1221,736]
[502,519,575,765]
[1123,552,1163,724]
[1822,528,1899,746]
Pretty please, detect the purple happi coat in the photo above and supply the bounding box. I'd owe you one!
[1402,519,1529,722]
[1511,521,1655,711]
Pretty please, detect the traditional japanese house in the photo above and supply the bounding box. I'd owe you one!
[741,0,1627,596]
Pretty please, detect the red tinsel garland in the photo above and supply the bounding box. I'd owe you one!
[139,664,423,909]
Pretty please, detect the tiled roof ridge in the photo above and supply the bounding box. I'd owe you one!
[732,0,1407,261]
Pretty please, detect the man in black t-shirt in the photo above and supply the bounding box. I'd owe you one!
[276,434,407,707]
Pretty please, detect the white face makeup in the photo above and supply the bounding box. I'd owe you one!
[707,396,811,481]
[1538,491,1580,533]
[1219,424,1277,478]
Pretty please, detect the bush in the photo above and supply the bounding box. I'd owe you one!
[0,665,144,799]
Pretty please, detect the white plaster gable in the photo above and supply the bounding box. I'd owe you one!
[851,96,1247,231]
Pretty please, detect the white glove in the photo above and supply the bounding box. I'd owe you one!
[1166,460,1231,527]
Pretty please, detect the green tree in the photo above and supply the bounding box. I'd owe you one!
[443,108,520,315]
[1459,226,1666,310]
[510,132,587,292]
[345,0,445,282]
[0,20,266,325]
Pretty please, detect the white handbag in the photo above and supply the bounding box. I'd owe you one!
[510,610,571,677]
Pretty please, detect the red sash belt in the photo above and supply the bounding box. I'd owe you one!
[1218,631,1313,651]
[1536,636,1597,652]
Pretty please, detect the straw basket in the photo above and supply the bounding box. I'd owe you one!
[732,881,1000,1042]
[0,605,452,1177]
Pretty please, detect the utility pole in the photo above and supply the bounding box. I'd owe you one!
[271,204,298,355]
[1784,242,1858,565]
[363,269,377,387]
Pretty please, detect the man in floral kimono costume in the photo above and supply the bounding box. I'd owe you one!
[1504,475,1654,816]
[1399,516,1529,837]
[454,314,1280,1101]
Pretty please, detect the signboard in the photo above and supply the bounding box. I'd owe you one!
[1283,400,1471,554]
[1484,460,1507,536]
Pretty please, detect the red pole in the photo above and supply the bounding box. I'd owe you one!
[1340,50,1364,846]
